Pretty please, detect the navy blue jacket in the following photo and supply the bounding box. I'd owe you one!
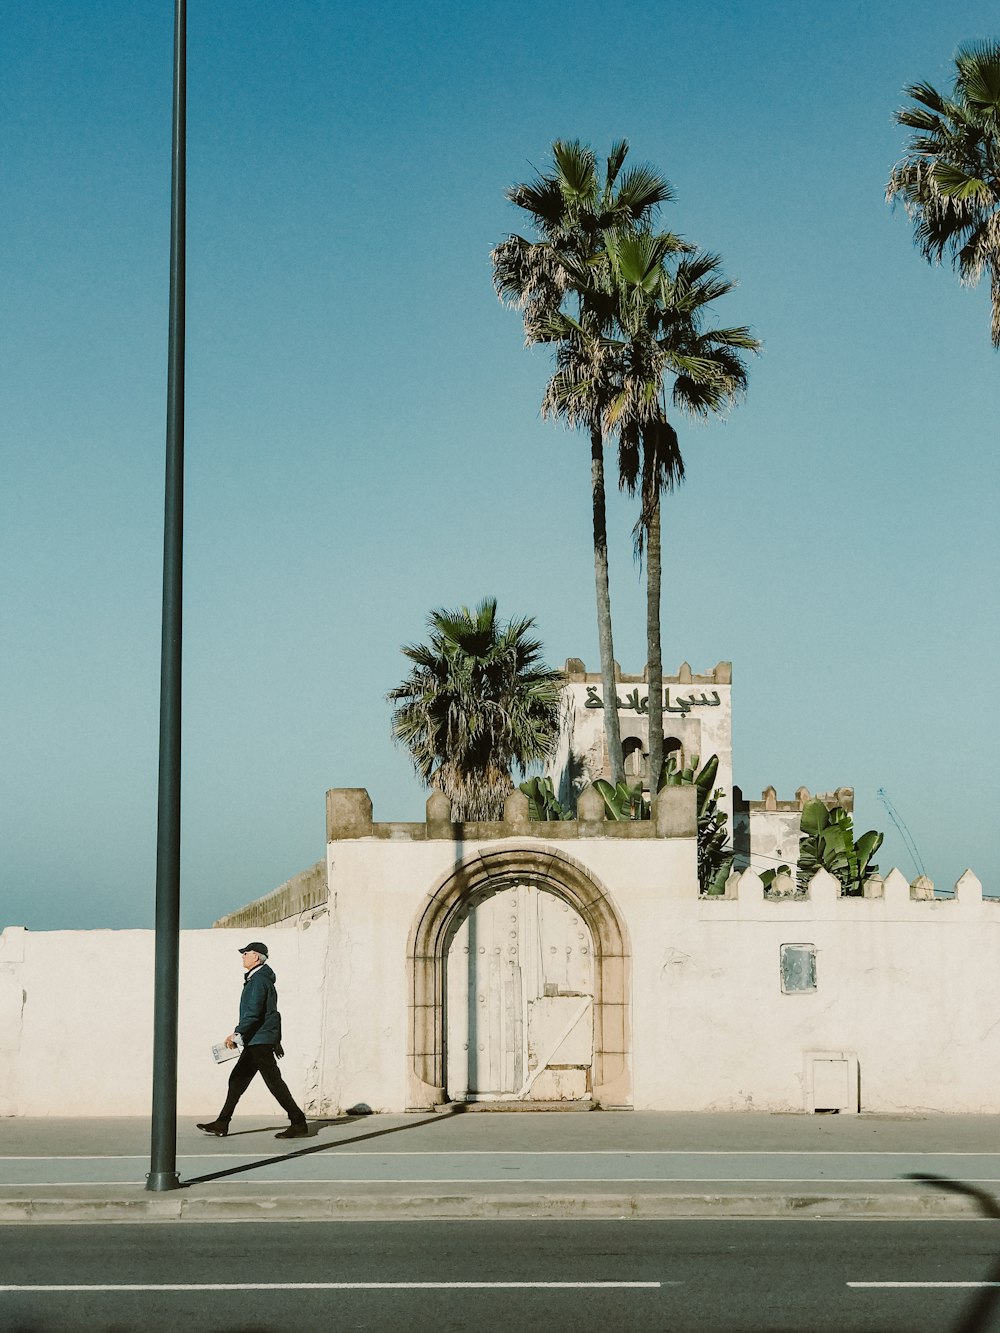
[235,964,283,1047]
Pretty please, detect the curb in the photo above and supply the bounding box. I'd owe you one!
[2,1190,996,1224]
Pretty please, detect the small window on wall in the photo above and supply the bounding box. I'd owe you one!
[780,943,817,993]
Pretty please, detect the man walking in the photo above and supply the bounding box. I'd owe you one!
[197,942,309,1140]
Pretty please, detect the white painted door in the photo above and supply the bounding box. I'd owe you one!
[446,883,594,1101]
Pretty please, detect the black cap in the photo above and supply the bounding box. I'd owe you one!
[238,941,268,958]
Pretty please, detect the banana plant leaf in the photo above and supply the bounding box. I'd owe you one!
[800,798,831,836]
[519,776,572,822]
[594,778,647,821]
[797,799,884,896]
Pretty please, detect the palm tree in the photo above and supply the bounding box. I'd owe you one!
[887,39,1000,347]
[387,598,564,821]
[493,140,673,786]
[536,225,758,790]
[606,237,759,786]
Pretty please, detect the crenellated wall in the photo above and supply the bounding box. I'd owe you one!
[733,784,855,881]
[643,865,999,1113]
[313,789,999,1116]
[316,795,998,1115]
[1,785,996,1117]
[548,660,735,832]
[319,785,700,1114]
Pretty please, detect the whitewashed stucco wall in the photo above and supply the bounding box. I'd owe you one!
[0,924,327,1117]
[322,838,998,1116]
[629,870,1000,1113]
[323,832,699,1114]
[3,844,997,1117]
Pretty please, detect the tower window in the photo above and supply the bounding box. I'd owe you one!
[622,737,647,778]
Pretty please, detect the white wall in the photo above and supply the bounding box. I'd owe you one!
[323,832,699,1114]
[4,844,997,1117]
[626,868,1000,1112]
[320,838,999,1116]
[0,923,327,1117]
[748,807,801,877]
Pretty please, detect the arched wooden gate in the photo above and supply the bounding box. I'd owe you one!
[405,846,631,1109]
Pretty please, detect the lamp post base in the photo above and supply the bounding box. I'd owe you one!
[145,1171,182,1192]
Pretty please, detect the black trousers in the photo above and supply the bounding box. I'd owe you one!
[218,1043,306,1124]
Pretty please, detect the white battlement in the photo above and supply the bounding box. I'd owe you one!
[715,866,987,908]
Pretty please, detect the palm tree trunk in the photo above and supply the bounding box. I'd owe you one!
[591,425,624,786]
[645,478,664,797]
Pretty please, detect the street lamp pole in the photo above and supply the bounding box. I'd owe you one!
[147,0,187,1194]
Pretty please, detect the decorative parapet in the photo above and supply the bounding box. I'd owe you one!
[748,785,854,814]
[709,866,990,907]
[213,860,328,929]
[956,869,984,903]
[326,788,373,841]
[562,658,732,686]
[325,785,698,842]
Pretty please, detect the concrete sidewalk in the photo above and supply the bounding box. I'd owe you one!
[3,1110,1000,1224]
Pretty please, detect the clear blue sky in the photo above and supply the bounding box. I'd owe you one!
[3,0,998,929]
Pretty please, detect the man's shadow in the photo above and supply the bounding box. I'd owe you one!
[183,1105,466,1186]
[905,1172,1000,1333]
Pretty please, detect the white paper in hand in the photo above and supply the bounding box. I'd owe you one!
[212,1034,244,1064]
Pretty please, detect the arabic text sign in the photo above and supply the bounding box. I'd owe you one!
[584,687,721,716]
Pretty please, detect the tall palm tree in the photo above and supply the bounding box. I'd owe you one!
[493,140,673,786]
[607,238,759,786]
[539,226,758,789]
[887,39,1000,347]
[387,598,564,821]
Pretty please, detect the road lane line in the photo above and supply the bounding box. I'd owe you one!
[849,1282,1000,1288]
[12,1176,1000,1188]
[5,1150,1000,1159]
[0,1281,666,1292]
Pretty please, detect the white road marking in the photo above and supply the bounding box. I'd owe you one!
[0,1281,665,1292]
[11,1177,1000,1188]
[4,1150,1000,1159]
[234,1176,1000,1185]
[849,1282,1000,1288]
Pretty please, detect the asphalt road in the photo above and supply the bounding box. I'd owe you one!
[3,1219,1000,1332]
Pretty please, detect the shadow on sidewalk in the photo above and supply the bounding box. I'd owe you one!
[905,1172,1000,1333]
[182,1106,466,1186]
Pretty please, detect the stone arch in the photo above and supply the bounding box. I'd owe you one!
[406,845,631,1109]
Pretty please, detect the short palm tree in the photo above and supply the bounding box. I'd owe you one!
[887,39,1000,346]
[387,598,564,821]
[493,140,673,786]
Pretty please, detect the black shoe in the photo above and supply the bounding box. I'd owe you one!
[196,1120,229,1137]
[275,1122,309,1139]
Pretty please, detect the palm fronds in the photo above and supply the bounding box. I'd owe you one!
[887,39,1000,345]
[388,600,564,821]
[492,137,758,792]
